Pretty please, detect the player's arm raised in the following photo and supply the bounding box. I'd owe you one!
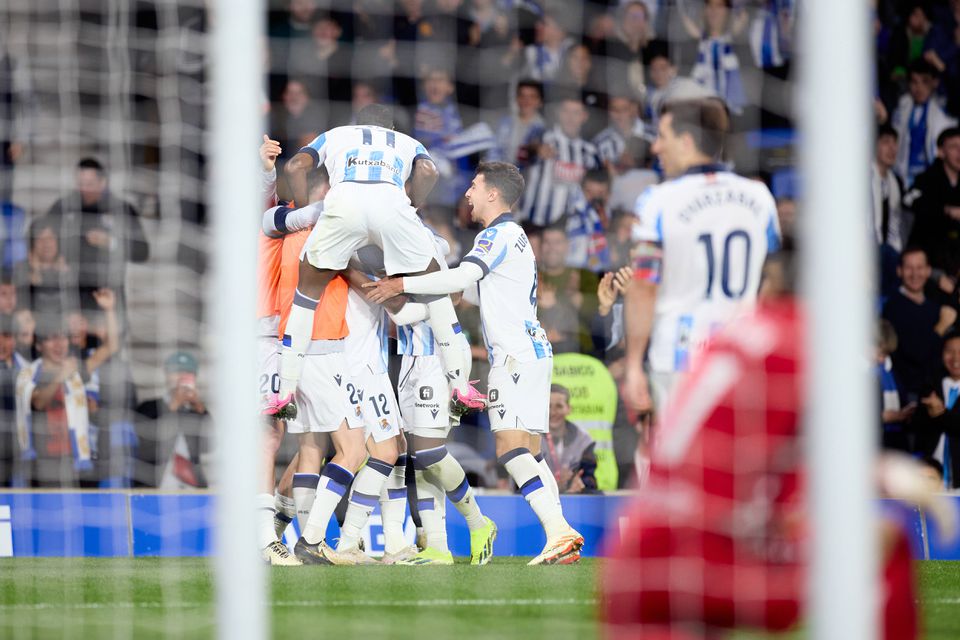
[406,157,439,209]
[284,151,314,208]
[260,134,282,210]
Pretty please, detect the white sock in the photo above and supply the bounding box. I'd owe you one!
[302,463,354,545]
[417,446,486,531]
[379,455,409,554]
[338,458,393,551]
[291,473,319,532]
[278,291,317,398]
[424,296,467,394]
[415,468,448,553]
[256,493,278,549]
[500,448,568,540]
[535,453,561,502]
[274,491,296,538]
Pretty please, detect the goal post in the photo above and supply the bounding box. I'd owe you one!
[209,1,265,639]
[799,0,878,638]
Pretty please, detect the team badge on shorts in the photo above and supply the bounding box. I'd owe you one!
[379,417,390,431]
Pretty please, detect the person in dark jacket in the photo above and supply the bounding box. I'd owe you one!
[44,158,149,313]
[912,331,960,488]
[903,128,960,277]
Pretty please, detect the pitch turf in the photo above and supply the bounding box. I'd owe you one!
[0,558,959,639]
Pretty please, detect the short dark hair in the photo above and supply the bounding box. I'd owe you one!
[307,166,330,194]
[355,103,394,129]
[921,457,944,480]
[908,58,939,80]
[77,157,105,175]
[899,245,929,266]
[877,124,898,141]
[937,127,960,148]
[661,98,730,159]
[475,162,525,207]
[550,383,570,402]
[516,79,544,100]
[582,168,610,187]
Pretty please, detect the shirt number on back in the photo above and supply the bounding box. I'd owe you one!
[697,230,752,299]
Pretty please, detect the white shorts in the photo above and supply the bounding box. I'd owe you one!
[487,356,552,434]
[349,366,403,443]
[288,350,363,435]
[257,335,280,407]
[397,355,450,438]
[303,182,435,275]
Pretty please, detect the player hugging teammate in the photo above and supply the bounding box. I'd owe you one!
[254,105,579,566]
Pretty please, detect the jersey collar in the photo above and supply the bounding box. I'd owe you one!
[487,212,514,228]
[683,162,729,176]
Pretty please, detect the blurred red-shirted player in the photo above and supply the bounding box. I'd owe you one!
[603,249,923,640]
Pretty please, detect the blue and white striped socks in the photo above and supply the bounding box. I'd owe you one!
[379,455,409,555]
[499,447,567,540]
[302,463,353,545]
[416,446,486,531]
[338,457,394,551]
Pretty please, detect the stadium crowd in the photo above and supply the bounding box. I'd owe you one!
[0,0,958,493]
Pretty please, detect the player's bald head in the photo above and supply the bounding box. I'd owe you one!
[356,103,394,129]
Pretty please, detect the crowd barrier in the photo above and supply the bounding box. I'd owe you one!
[0,491,953,560]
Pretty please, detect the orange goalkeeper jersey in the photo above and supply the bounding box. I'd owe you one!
[256,234,283,320]
[277,229,349,340]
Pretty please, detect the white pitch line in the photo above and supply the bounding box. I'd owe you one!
[0,598,598,612]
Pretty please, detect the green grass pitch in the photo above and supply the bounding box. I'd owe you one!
[1,558,959,639]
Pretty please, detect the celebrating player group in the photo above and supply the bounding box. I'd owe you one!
[254,104,583,567]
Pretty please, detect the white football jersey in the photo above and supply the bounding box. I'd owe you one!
[462,214,552,365]
[632,167,781,373]
[345,286,389,377]
[301,125,430,190]
[396,233,448,358]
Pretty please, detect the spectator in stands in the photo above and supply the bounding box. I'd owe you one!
[599,1,653,105]
[414,67,471,208]
[893,60,957,186]
[551,43,606,137]
[538,225,583,308]
[593,94,647,170]
[680,0,749,115]
[889,2,935,83]
[520,96,601,228]
[517,12,574,87]
[44,158,149,313]
[25,216,76,319]
[644,45,676,127]
[0,36,31,205]
[15,317,98,487]
[912,331,960,488]
[873,124,909,254]
[904,127,960,277]
[874,124,910,300]
[269,79,323,164]
[0,313,16,485]
[609,137,659,212]
[878,318,915,452]
[288,13,352,126]
[538,276,580,355]
[0,270,16,317]
[0,199,27,271]
[541,384,598,494]
[925,0,960,116]
[13,306,34,362]
[266,0,321,98]
[882,247,958,403]
[566,169,613,273]
[134,351,209,488]
[492,80,545,170]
